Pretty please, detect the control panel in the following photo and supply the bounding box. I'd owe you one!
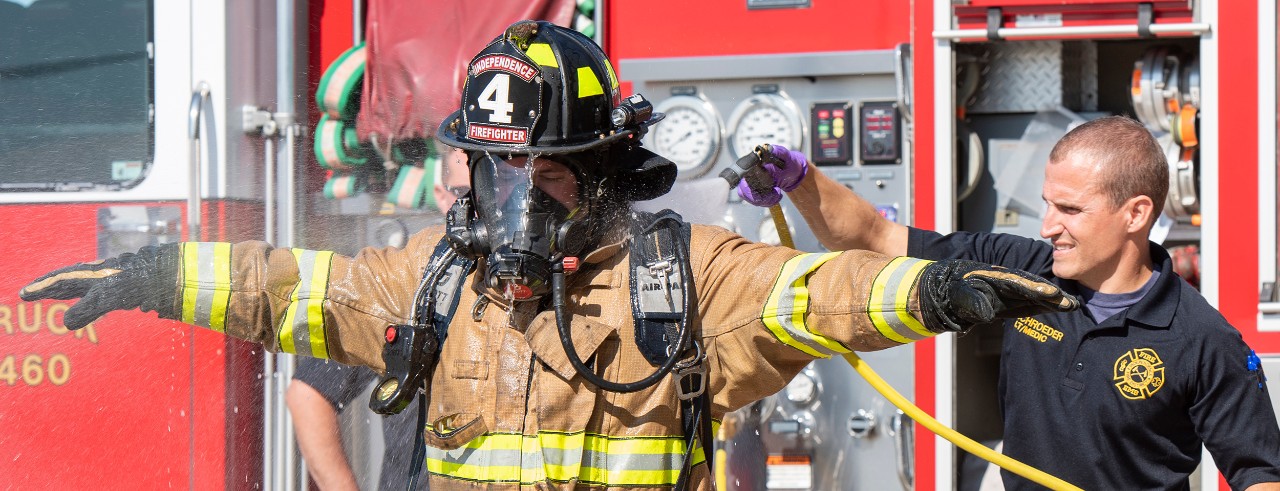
[859,100,902,164]
[622,51,913,255]
[810,102,853,165]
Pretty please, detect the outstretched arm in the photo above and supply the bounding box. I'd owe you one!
[789,163,909,255]
[738,144,908,255]
[19,229,446,370]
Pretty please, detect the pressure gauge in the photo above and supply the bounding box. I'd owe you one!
[727,93,805,159]
[783,370,819,405]
[648,95,723,180]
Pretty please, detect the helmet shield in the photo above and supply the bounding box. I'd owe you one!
[470,153,579,300]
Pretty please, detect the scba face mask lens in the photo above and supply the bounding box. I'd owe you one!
[470,153,583,300]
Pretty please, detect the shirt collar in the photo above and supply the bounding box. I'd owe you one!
[1098,242,1179,329]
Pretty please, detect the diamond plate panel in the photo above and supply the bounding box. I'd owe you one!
[967,41,1064,114]
[1061,41,1098,112]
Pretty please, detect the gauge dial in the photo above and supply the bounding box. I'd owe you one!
[648,95,722,180]
[728,93,805,159]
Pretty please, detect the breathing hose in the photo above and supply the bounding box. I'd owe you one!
[766,204,1082,491]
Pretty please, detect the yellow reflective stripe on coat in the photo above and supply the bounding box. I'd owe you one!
[424,429,705,486]
[762,252,849,358]
[179,242,232,332]
[277,249,334,358]
[869,257,935,344]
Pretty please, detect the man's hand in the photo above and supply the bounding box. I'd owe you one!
[736,144,809,207]
[918,259,1079,334]
[19,244,179,329]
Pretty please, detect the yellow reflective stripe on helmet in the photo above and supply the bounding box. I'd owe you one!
[869,257,935,344]
[424,429,704,486]
[604,61,619,90]
[525,42,558,68]
[577,66,604,98]
[277,249,333,358]
[179,242,232,333]
[762,252,849,358]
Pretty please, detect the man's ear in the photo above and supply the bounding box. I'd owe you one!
[1127,195,1157,234]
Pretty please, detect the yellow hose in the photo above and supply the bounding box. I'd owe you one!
[769,205,795,250]
[768,205,1082,491]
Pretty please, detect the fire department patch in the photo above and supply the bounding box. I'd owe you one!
[1113,348,1166,400]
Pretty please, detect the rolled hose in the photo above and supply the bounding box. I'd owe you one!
[767,204,1082,491]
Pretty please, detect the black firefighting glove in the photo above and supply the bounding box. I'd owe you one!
[19,244,180,330]
[918,259,1079,334]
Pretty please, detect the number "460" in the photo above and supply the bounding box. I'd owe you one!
[1,354,71,386]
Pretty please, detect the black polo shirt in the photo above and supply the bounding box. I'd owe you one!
[909,228,1280,490]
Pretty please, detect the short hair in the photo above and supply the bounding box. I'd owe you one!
[1048,116,1169,216]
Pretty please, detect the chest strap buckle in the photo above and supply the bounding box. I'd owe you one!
[676,363,707,401]
[675,340,707,401]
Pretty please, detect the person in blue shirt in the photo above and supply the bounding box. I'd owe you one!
[746,116,1280,490]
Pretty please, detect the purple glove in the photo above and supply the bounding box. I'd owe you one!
[736,144,810,207]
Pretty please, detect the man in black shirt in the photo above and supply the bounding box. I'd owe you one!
[746,116,1280,490]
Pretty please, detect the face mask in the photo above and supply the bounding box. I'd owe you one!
[450,153,586,301]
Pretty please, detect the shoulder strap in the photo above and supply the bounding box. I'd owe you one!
[628,210,711,490]
[405,237,476,491]
[418,238,476,347]
[629,209,694,366]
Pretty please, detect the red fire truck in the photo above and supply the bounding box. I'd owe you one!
[1,0,1275,489]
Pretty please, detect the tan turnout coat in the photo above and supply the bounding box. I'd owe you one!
[174,223,934,490]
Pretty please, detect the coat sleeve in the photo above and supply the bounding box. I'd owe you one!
[689,225,937,412]
[171,228,446,371]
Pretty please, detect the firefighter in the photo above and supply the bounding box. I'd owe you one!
[20,21,1078,490]
[744,119,1280,490]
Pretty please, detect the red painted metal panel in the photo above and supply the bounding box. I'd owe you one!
[0,203,210,488]
[911,2,938,486]
[1218,3,1276,357]
[605,0,910,62]
[0,200,268,489]
[962,0,1191,6]
[953,2,1195,41]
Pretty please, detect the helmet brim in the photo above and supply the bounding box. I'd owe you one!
[437,110,677,202]
[610,146,677,201]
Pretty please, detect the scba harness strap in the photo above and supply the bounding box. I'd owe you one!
[629,209,711,490]
[372,239,475,491]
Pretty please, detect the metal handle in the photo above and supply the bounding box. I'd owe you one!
[188,83,211,241]
[889,410,915,490]
[934,22,1211,41]
[894,43,913,122]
